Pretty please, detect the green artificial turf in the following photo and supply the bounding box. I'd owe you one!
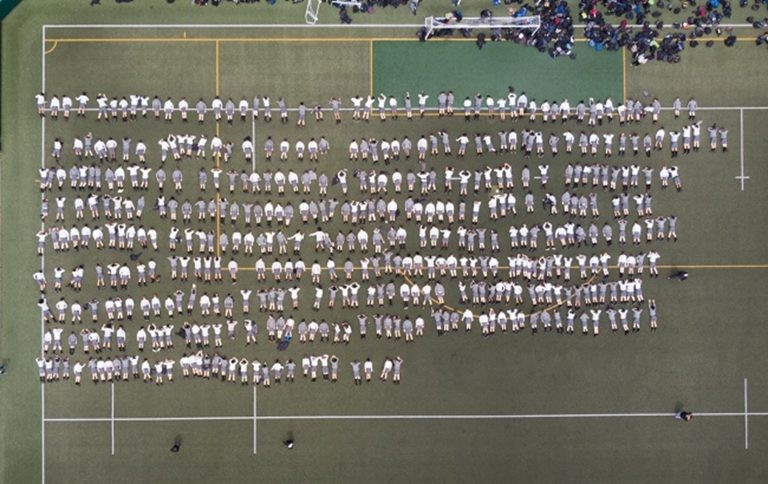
[2,2,768,483]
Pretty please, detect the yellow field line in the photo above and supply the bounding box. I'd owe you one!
[690,36,756,42]
[236,261,768,322]
[238,263,590,321]
[236,261,767,321]
[44,40,58,55]
[369,39,374,98]
[400,271,598,321]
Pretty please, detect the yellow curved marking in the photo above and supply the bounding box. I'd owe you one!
[369,39,374,98]
[44,40,59,55]
[401,270,597,322]
[622,48,627,102]
[398,262,768,321]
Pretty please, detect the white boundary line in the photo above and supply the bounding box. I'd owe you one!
[44,23,757,29]
[45,23,430,29]
[253,385,258,455]
[111,383,116,456]
[38,23,763,465]
[251,114,256,173]
[40,24,47,484]
[744,378,749,450]
[673,107,768,111]
[43,411,768,422]
[39,107,768,113]
[736,108,749,191]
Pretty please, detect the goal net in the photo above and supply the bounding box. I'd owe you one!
[423,15,541,39]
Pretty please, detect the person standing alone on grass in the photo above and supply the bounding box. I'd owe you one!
[283,434,295,449]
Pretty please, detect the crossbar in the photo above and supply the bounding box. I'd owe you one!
[424,15,541,38]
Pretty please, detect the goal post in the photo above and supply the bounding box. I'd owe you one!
[423,15,541,39]
[305,0,321,25]
[305,0,363,24]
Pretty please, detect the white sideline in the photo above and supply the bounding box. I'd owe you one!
[253,385,258,455]
[251,113,256,173]
[38,23,762,474]
[38,106,768,113]
[745,378,749,450]
[44,23,757,29]
[111,383,115,456]
[736,108,749,191]
[40,25,47,484]
[43,411,768,422]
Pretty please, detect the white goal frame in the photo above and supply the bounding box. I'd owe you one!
[305,0,322,25]
[306,0,363,25]
[423,15,541,39]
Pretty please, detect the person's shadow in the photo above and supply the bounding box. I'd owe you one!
[673,402,684,414]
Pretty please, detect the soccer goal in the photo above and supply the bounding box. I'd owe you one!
[305,0,363,24]
[423,15,541,39]
[305,0,321,24]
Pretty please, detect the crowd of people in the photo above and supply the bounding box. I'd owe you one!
[87,0,768,59]
[579,0,768,63]
[36,353,404,386]
[34,86,700,386]
[422,1,768,62]
[36,91,717,129]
